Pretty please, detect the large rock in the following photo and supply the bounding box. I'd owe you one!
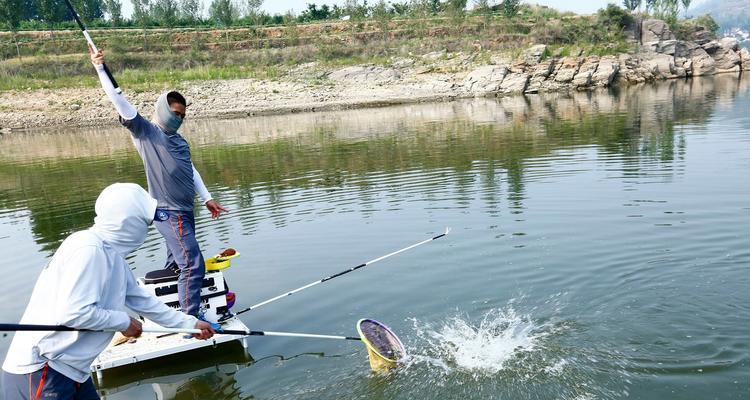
[498,72,529,94]
[740,48,750,71]
[690,48,716,76]
[327,65,401,83]
[525,60,556,93]
[641,19,675,43]
[719,37,739,52]
[554,57,582,83]
[692,27,712,45]
[675,41,700,58]
[712,46,741,70]
[462,65,508,94]
[591,56,620,86]
[702,41,721,54]
[644,53,675,78]
[523,44,548,66]
[572,57,599,87]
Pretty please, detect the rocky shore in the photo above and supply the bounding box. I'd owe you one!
[1,19,748,132]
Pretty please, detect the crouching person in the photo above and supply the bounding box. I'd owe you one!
[2,183,215,400]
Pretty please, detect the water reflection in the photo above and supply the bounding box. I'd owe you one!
[1,75,746,250]
[0,76,750,250]
[97,342,251,399]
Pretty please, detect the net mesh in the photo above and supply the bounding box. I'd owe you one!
[359,319,405,360]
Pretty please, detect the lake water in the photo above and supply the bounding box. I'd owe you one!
[1,74,749,399]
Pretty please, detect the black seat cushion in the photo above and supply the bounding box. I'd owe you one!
[144,268,179,284]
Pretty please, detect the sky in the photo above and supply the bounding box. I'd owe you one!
[121,0,710,20]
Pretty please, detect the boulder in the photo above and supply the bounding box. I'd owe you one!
[498,72,530,94]
[522,44,548,66]
[690,48,716,76]
[692,27,712,45]
[641,19,675,43]
[701,41,720,54]
[644,53,675,78]
[740,48,750,71]
[712,46,741,70]
[422,50,447,61]
[327,65,401,83]
[462,65,508,94]
[675,41,700,58]
[554,57,582,83]
[719,37,739,52]
[658,39,677,55]
[572,57,599,87]
[525,60,556,93]
[647,39,678,55]
[591,56,620,86]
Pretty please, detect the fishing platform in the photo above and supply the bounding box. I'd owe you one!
[91,251,248,379]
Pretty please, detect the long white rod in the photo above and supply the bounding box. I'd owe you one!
[236,227,451,315]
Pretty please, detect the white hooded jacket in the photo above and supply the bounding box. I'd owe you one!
[2,183,197,383]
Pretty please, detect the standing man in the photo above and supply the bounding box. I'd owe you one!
[90,47,228,319]
[2,183,215,400]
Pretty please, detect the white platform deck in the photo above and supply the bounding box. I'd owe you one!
[91,317,249,379]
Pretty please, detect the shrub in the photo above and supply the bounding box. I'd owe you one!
[597,3,634,30]
[694,14,719,36]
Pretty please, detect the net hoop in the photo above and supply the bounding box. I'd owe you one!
[357,318,405,371]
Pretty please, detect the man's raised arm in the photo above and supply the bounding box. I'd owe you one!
[89,46,137,121]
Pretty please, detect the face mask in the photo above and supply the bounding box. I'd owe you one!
[153,92,183,133]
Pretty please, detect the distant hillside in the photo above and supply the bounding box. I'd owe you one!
[692,0,750,31]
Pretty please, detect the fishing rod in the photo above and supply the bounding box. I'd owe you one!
[0,324,361,341]
[62,0,121,93]
[235,227,451,316]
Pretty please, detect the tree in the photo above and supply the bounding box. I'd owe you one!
[282,10,298,45]
[372,0,391,39]
[244,0,263,25]
[344,0,367,36]
[299,3,332,22]
[623,0,641,12]
[36,0,66,51]
[445,0,467,32]
[71,0,104,22]
[648,0,679,24]
[132,0,151,52]
[151,0,179,27]
[680,0,690,17]
[391,1,410,16]
[502,0,520,18]
[0,0,25,60]
[209,0,236,27]
[598,3,634,29]
[180,0,200,23]
[102,0,123,26]
[473,0,493,30]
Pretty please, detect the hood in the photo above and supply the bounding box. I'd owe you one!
[152,92,183,133]
[90,183,158,257]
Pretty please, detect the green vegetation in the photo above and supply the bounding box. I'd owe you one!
[0,0,714,91]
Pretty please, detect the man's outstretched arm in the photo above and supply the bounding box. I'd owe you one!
[90,45,137,121]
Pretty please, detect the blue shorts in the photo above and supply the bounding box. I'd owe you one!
[2,365,99,400]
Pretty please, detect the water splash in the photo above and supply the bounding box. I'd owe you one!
[407,307,554,377]
[393,304,633,399]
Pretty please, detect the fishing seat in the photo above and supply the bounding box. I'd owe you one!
[144,268,179,285]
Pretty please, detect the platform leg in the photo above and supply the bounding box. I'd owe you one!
[96,368,103,381]
[241,337,249,349]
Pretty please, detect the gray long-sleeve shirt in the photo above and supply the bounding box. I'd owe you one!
[122,114,195,211]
